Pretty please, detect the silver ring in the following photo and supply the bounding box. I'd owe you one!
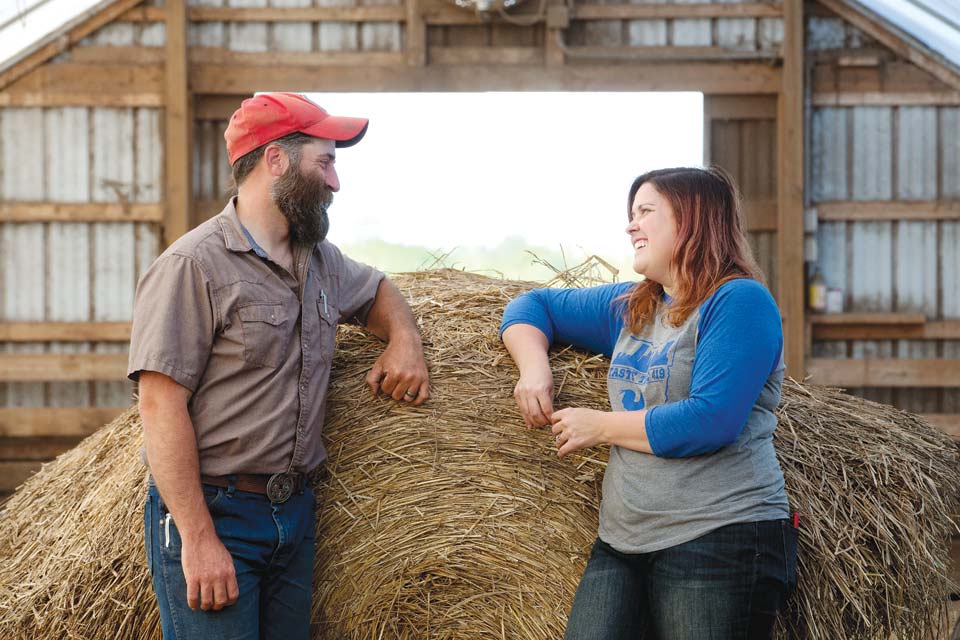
[404,390,416,398]
[555,434,562,442]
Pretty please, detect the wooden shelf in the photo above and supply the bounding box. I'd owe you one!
[806,358,960,388]
[811,317,960,341]
[809,313,926,325]
[0,322,131,342]
[0,408,127,437]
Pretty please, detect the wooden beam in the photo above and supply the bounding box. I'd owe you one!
[0,354,129,382]
[806,358,960,388]
[816,0,960,91]
[813,60,951,95]
[744,198,778,232]
[561,46,779,62]
[0,408,124,438]
[0,408,126,438]
[165,0,192,247]
[544,1,567,67]
[119,6,166,22]
[191,6,406,22]
[0,202,163,223]
[0,437,85,460]
[190,48,406,67]
[572,2,781,19]
[778,0,805,380]
[192,62,781,94]
[810,313,926,325]
[120,5,410,22]
[0,462,42,492]
[64,46,166,65]
[429,47,543,65]
[0,63,163,107]
[406,0,427,67]
[816,201,960,221]
[813,92,960,106]
[0,0,145,91]
[706,95,778,120]
[0,322,132,342]
[812,320,960,341]
[921,415,960,441]
[195,95,247,121]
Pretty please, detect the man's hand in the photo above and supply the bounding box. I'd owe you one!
[365,333,430,404]
[182,530,239,611]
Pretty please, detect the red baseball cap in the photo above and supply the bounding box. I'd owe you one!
[224,92,369,165]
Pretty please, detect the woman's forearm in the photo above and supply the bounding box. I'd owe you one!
[601,409,653,454]
[502,323,550,372]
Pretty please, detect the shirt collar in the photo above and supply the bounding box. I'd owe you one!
[218,197,255,254]
[239,223,269,259]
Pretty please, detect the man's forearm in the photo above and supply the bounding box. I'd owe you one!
[140,388,215,542]
[365,279,421,343]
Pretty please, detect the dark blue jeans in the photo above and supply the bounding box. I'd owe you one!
[565,520,798,640]
[144,480,316,640]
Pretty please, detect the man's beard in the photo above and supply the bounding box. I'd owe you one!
[271,163,334,246]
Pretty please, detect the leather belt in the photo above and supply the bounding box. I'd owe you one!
[201,472,306,504]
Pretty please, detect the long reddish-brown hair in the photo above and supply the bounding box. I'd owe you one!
[621,166,763,333]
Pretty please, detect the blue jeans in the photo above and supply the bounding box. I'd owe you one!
[565,519,798,640]
[144,480,316,640]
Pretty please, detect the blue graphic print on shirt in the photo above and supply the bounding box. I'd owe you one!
[609,338,676,410]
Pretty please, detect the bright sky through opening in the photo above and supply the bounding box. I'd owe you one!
[309,92,703,263]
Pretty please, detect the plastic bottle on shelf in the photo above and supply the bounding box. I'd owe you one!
[808,268,827,313]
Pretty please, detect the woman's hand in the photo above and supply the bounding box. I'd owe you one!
[551,408,608,458]
[514,367,555,428]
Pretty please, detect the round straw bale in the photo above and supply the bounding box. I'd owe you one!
[0,270,957,640]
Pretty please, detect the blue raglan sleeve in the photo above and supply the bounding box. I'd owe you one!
[645,280,783,458]
[499,282,633,358]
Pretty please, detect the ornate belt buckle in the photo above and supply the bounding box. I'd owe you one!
[266,472,294,504]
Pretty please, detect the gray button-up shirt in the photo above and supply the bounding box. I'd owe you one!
[128,198,384,475]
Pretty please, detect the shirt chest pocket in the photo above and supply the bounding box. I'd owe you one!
[237,303,294,368]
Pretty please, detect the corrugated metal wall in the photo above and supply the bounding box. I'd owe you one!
[807,14,959,416]
[186,0,403,52]
[489,0,783,51]
[0,105,162,410]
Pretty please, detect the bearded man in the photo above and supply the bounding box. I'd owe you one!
[128,93,429,639]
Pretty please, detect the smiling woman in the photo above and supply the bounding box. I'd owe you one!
[308,91,703,278]
[500,166,794,639]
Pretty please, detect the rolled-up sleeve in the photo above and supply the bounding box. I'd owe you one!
[324,243,385,325]
[127,253,218,392]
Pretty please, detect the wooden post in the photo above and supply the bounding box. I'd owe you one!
[164,0,192,247]
[777,0,805,379]
[406,0,427,67]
